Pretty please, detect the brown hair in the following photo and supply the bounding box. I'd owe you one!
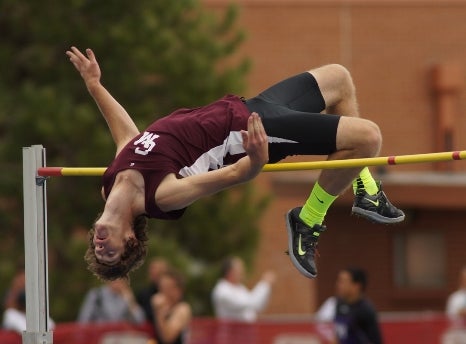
[84,214,149,281]
[162,268,186,293]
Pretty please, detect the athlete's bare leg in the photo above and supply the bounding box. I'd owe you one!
[310,64,360,117]
[309,64,381,195]
[287,65,401,279]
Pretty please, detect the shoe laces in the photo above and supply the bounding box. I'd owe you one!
[284,230,319,256]
[356,180,382,197]
[302,232,319,256]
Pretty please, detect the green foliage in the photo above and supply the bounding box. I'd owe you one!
[0,0,269,321]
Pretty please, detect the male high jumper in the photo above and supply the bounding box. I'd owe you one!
[66,47,404,281]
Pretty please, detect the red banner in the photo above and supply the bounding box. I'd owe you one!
[0,314,462,344]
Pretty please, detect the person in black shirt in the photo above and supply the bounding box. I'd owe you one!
[316,267,383,344]
[136,258,169,322]
[150,269,191,344]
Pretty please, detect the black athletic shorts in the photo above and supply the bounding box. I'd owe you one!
[244,72,341,163]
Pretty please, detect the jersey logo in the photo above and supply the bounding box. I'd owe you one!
[134,132,160,156]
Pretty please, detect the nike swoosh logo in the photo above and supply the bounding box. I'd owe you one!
[315,195,324,204]
[364,198,379,207]
[298,234,306,255]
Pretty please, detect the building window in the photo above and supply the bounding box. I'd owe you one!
[393,230,446,289]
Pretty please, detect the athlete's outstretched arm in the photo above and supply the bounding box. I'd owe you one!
[66,46,139,155]
[155,113,269,211]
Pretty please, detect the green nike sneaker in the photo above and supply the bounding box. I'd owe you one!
[285,207,326,278]
[352,181,405,224]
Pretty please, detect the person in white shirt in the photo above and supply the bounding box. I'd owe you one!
[315,296,338,322]
[446,267,466,322]
[3,290,55,334]
[211,256,275,323]
[3,306,27,334]
[2,290,27,334]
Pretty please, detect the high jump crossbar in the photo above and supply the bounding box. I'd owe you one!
[37,150,466,176]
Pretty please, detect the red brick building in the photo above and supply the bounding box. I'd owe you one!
[205,0,466,316]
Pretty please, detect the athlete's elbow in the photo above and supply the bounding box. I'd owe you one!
[156,194,193,212]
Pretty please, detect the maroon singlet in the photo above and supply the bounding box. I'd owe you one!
[102,95,250,220]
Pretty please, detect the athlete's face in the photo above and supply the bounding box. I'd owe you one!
[93,222,127,265]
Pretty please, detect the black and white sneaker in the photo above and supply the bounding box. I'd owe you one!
[285,207,326,278]
[352,181,405,224]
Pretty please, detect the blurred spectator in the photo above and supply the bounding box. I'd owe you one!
[150,269,191,344]
[3,267,25,310]
[2,290,55,334]
[315,267,383,344]
[137,257,169,322]
[211,256,275,322]
[446,266,466,323]
[3,290,26,333]
[77,279,145,324]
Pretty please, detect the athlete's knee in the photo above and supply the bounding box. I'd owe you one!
[312,64,356,103]
[327,64,355,98]
[337,117,381,157]
[358,119,382,156]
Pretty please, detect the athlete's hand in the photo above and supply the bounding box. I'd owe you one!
[239,112,269,180]
[66,46,101,91]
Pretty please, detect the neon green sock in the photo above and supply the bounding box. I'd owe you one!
[299,182,338,227]
[352,167,379,195]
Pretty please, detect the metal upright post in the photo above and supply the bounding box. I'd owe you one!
[22,145,53,344]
